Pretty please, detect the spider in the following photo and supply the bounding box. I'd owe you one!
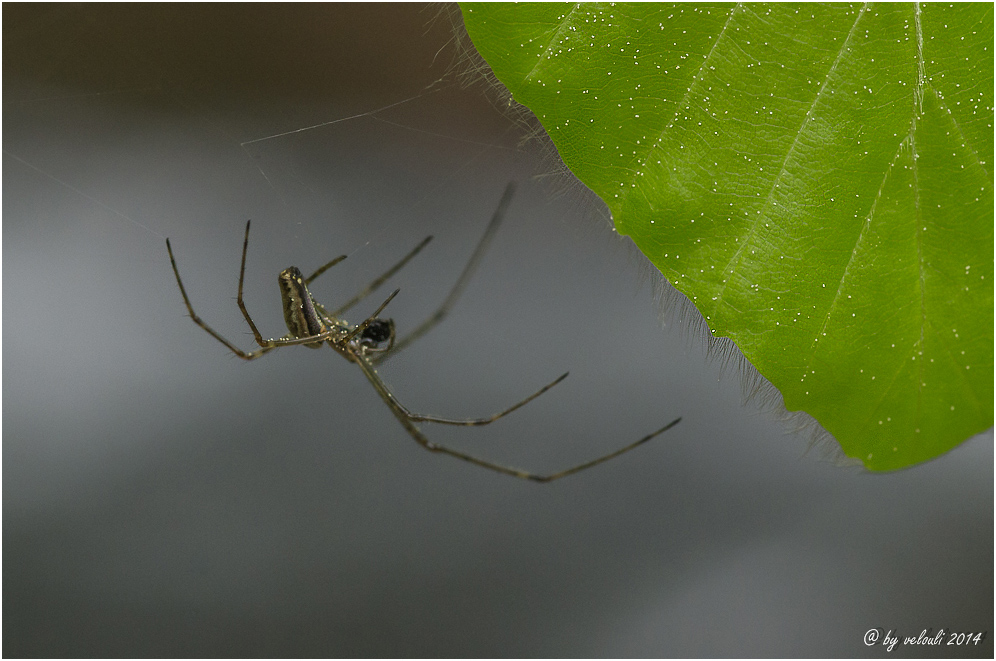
[165,184,681,482]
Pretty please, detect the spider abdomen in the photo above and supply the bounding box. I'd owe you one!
[278,266,327,348]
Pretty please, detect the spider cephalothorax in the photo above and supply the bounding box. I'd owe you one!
[358,318,394,350]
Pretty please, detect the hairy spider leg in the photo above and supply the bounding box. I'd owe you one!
[353,355,681,482]
[399,372,569,427]
[304,254,348,286]
[237,219,276,348]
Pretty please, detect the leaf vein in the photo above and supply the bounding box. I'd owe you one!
[623,3,741,206]
[714,4,869,311]
[523,3,584,83]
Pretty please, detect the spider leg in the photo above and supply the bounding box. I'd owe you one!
[414,372,568,426]
[395,372,569,427]
[521,417,681,482]
[305,254,348,286]
[327,236,433,317]
[166,236,275,361]
[234,220,274,348]
[373,182,516,365]
[353,356,680,482]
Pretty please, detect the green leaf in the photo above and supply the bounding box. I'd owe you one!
[461,3,993,470]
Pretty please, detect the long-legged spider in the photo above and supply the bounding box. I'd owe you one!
[165,184,680,482]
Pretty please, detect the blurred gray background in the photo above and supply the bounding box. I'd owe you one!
[4,4,992,657]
